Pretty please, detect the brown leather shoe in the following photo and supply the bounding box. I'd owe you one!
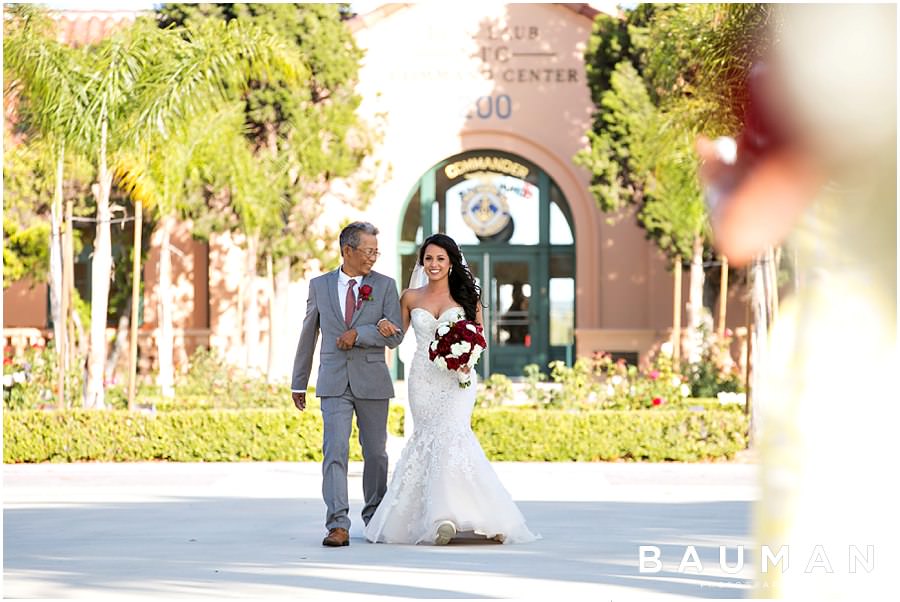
[322,527,350,547]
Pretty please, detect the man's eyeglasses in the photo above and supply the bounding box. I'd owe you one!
[355,248,380,258]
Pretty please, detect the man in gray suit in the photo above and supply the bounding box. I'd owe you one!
[291,222,403,547]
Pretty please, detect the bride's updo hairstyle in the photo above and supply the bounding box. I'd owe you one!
[418,233,483,322]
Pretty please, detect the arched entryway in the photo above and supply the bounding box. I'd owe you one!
[398,149,576,378]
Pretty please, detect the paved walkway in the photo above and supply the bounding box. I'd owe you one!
[3,460,758,600]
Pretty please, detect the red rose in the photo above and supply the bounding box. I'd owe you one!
[427,318,486,387]
[357,284,374,305]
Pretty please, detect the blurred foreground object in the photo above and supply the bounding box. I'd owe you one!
[698,4,896,599]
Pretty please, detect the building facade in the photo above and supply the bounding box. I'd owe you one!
[3,4,748,383]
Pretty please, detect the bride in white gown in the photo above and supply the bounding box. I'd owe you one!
[363,234,538,545]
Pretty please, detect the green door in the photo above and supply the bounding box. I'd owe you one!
[464,250,543,377]
[396,149,576,381]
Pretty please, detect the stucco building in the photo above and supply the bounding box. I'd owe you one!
[3,3,748,383]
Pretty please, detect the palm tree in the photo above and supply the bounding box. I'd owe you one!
[112,19,301,400]
[4,5,90,408]
[118,103,274,398]
[7,8,300,408]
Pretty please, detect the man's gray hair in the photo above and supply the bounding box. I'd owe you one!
[339,221,379,249]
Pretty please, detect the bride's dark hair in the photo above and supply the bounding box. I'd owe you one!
[418,233,483,322]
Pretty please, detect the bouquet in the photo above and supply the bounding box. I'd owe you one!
[428,318,487,388]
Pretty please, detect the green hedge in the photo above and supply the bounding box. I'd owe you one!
[4,405,405,463]
[473,408,748,462]
[3,406,747,463]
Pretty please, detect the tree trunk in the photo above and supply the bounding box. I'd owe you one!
[684,234,706,364]
[72,308,87,401]
[265,253,276,382]
[747,255,770,446]
[717,255,729,339]
[105,301,130,387]
[717,254,734,372]
[671,256,682,365]
[64,198,77,370]
[84,116,113,409]
[243,232,261,373]
[157,215,175,398]
[128,200,143,410]
[269,257,291,383]
[50,145,66,409]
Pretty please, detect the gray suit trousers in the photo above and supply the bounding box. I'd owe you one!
[320,386,389,530]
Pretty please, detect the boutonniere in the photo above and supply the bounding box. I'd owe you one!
[357,284,374,308]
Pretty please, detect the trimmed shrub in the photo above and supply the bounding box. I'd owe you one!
[4,402,404,463]
[4,405,745,463]
[472,408,748,462]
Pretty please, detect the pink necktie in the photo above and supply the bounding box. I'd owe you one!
[344,279,357,326]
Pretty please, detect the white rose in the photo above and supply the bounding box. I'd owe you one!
[680,383,691,397]
[436,324,450,337]
[450,341,471,356]
[466,323,477,332]
[433,356,448,371]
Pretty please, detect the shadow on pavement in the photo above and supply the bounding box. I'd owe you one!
[4,497,752,598]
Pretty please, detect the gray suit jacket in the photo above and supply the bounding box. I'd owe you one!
[291,269,404,399]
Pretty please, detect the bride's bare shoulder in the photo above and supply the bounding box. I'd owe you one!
[400,287,424,307]
[401,286,426,299]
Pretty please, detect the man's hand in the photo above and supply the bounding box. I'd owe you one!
[377,319,400,337]
[336,329,357,350]
[292,391,307,412]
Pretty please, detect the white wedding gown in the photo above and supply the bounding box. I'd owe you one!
[364,307,538,545]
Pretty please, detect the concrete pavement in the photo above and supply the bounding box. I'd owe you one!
[3,458,759,600]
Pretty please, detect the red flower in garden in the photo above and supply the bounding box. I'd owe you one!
[357,284,374,307]
[652,397,664,406]
[649,370,660,380]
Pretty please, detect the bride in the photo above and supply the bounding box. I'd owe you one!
[363,233,538,545]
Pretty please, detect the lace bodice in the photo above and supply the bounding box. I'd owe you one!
[407,305,475,426]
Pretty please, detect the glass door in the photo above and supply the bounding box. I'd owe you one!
[465,251,540,378]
